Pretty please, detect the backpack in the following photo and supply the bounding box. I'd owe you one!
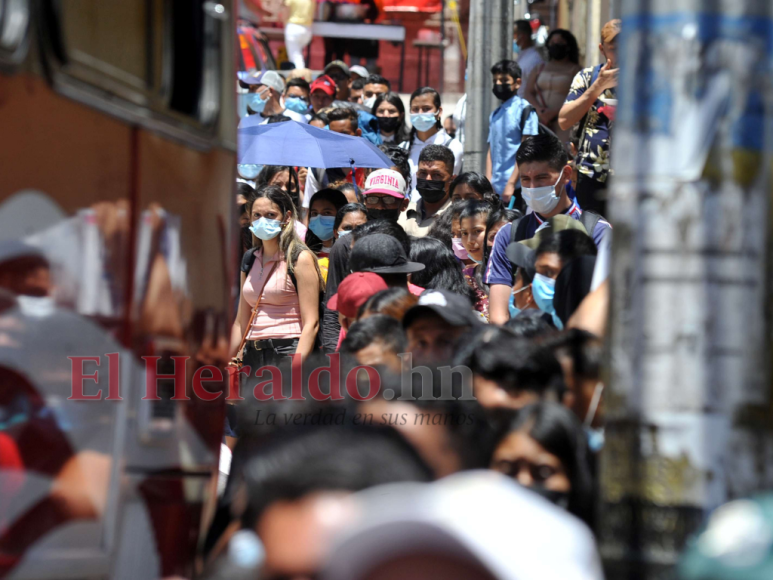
[519,104,557,139]
[509,210,604,245]
[241,248,324,350]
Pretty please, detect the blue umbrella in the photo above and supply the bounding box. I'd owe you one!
[238,119,393,169]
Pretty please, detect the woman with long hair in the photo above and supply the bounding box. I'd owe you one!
[490,402,595,528]
[523,29,582,143]
[409,237,477,305]
[459,200,494,321]
[400,87,463,200]
[372,92,411,145]
[229,186,323,424]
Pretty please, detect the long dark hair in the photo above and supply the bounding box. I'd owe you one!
[334,203,368,232]
[495,402,594,526]
[409,237,476,303]
[546,29,580,65]
[449,172,503,210]
[407,86,442,153]
[255,166,301,211]
[373,92,411,144]
[459,200,494,295]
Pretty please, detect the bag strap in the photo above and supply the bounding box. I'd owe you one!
[579,210,602,238]
[519,105,535,133]
[235,260,279,358]
[509,217,524,244]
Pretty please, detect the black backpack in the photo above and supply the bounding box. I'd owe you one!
[519,105,557,139]
[509,211,604,245]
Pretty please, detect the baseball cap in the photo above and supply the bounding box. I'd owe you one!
[324,60,350,77]
[505,241,536,279]
[310,75,337,97]
[363,169,407,199]
[349,65,369,79]
[321,471,603,580]
[402,289,483,329]
[601,19,621,44]
[518,214,589,250]
[679,495,773,580]
[238,70,285,93]
[327,272,388,318]
[349,234,425,275]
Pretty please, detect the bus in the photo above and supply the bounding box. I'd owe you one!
[0,1,237,577]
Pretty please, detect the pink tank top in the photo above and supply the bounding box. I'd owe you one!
[242,249,303,339]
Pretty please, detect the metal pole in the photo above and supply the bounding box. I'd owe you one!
[601,0,773,577]
[462,0,513,172]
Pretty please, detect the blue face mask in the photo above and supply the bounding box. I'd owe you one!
[250,217,283,240]
[532,273,556,314]
[247,92,268,114]
[285,97,309,115]
[337,229,352,238]
[508,293,521,319]
[238,164,263,179]
[513,40,521,55]
[308,215,336,241]
[411,112,438,132]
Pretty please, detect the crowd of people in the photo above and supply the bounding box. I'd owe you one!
[220,17,622,579]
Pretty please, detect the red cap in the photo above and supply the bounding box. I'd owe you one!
[328,272,388,318]
[310,74,337,97]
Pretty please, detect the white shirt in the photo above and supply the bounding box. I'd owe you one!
[400,128,464,202]
[452,93,467,146]
[516,46,544,98]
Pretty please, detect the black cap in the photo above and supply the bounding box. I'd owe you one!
[349,234,426,274]
[506,242,536,279]
[402,289,483,329]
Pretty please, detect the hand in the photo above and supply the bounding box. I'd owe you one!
[297,167,308,192]
[593,60,619,93]
[538,108,555,126]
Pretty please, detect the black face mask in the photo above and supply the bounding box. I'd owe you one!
[416,178,448,204]
[548,44,569,61]
[493,84,517,101]
[377,116,402,133]
[529,484,570,510]
[367,208,401,222]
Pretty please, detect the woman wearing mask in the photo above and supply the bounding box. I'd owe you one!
[459,201,493,320]
[333,203,368,243]
[229,186,323,430]
[372,92,411,145]
[305,189,348,281]
[524,29,582,143]
[490,402,594,527]
[400,87,464,200]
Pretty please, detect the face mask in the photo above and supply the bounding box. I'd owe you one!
[246,92,268,114]
[411,112,438,132]
[17,295,55,318]
[512,40,520,55]
[451,238,468,260]
[521,172,564,215]
[548,44,569,61]
[508,293,521,319]
[308,215,336,241]
[367,208,401,222]
[284,97,309,114]
[585,427,606,453]
[416,178,447,204]
[238,164,262,180]
[337,229,352,238]
[532,273,556,315]
[363,95,377,109]
[493,84,517,101]
[250,217,283,240]
[377,116,401,133]
[529,484,570,510]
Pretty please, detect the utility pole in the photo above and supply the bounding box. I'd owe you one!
[602,0,773,577]
[462,0,513,172]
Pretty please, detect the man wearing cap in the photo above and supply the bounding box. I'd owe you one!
[361,169,410,223]
[403,289,482,364]
[400,145,454,237]
[349,65,369,82]
[238,70,308,124]
[323,60,351,101]
[558,19,620,215]
[349,234,425,288]
[310,75,337,113]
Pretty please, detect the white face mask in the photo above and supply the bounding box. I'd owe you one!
[17,295,55,318]
[363,95,377,109]
[521,171,564,215]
